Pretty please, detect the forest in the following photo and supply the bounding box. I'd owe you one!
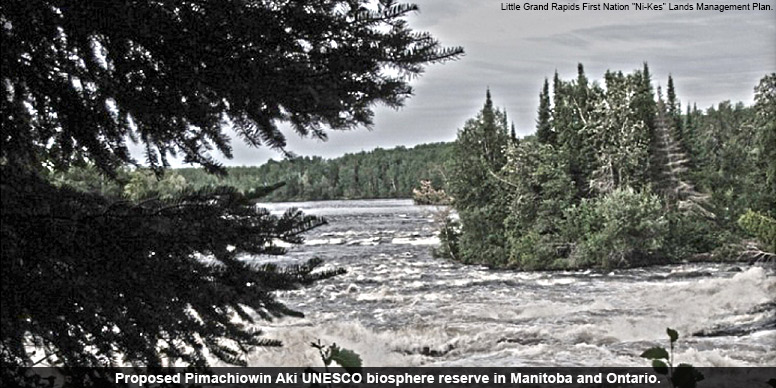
[1,0,463,377]
[50,65,776,273]
[4,0,773,381]
[178,142,452,201]
[441,65,775,270]
[50,142,452,202]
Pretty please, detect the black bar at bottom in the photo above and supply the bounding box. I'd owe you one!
[3,367,775,388]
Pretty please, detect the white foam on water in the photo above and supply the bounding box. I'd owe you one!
[245,321,461,367]
[305,238,345,245]
[391,237,440,245]
[248,200,776,367]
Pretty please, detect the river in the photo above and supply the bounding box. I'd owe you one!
[240,199,774,367]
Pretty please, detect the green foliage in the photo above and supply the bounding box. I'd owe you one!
[432,208,462,261]
[565,188,668,269]
[687,101,759,227]
[412,180,451,205]
[448,65,670,269]
[553,65,597,199]
[738,210,776,254]
[753,74,776,211]
[666,327,679,343]
[1,0,461,376]
[587,70,652,193]
[666,75,685,148]
[502,139,574,269]
[663,211,725,259]
[51,143,456,205]
[123,170,189,201]
[178,143,454,202]
[47,165,127,198]
[1,0,462,176]
[536,78,554,145]
[445,90,511,264]
[641,328,704,388]
[311,340,362,373]
[1,165,345,369]
[635,63,658,135]
[445,67,772,269]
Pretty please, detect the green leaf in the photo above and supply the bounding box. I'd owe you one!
[327,344,363,373]
[667,327,679,344]
[651,359,669,375]
[640,346,669,360]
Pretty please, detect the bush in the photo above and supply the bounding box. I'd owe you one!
[412,180,452,205]
[566,188,668,269]
[663,211,725,260]
[433,208,462,261]
[738,210,776,253]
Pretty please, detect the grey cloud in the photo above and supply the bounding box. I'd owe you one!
[161,1,776,167]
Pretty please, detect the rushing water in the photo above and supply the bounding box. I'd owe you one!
[239,199,775,367]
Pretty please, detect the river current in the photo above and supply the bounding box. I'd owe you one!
[240,199,774,367]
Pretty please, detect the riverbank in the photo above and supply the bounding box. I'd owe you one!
[240,199,775,367]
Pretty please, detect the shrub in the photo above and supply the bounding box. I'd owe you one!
[738,210,776,253]
[566,187,668,269]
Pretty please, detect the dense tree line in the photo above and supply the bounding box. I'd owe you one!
[51,142,453,202]
[442,65,775,269]
[177,142,453,201]
[1,0,462,379]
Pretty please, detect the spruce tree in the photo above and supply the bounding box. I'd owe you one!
[576,63,590,108]
[635,63,658,133]
[753,73,776,212]
[0,0,463,376]
[536,78,554,145]
[554,64,594,199]
[446,90,510,264]
[1,0,462,176]
[650,96,710,216]
[666,75,683,135]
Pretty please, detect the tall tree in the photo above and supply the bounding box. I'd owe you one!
[651,96,710,215]
[1,0,462,176]
[635,62,657,133]
[752,73,776,213]
[536,78,554,145]
[666,76,682,130]
[554,64,595,199]
[628,63,662,186]
[0,0,462,374]
[501,139,573,269]
[587,70,650,193]
[446,90,510,264]
[666,75,689,156]
[446,67,773,270]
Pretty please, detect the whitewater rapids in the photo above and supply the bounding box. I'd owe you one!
[238,199,774,367]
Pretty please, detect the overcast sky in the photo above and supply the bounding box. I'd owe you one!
[161,0,776,167]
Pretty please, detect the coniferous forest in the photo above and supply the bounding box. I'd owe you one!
[441,66,775,270]
[50,66,775,272]
[0,0,462,378]
[2,0,775,380]
[51,142,452,202]
[51,65,776,272]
